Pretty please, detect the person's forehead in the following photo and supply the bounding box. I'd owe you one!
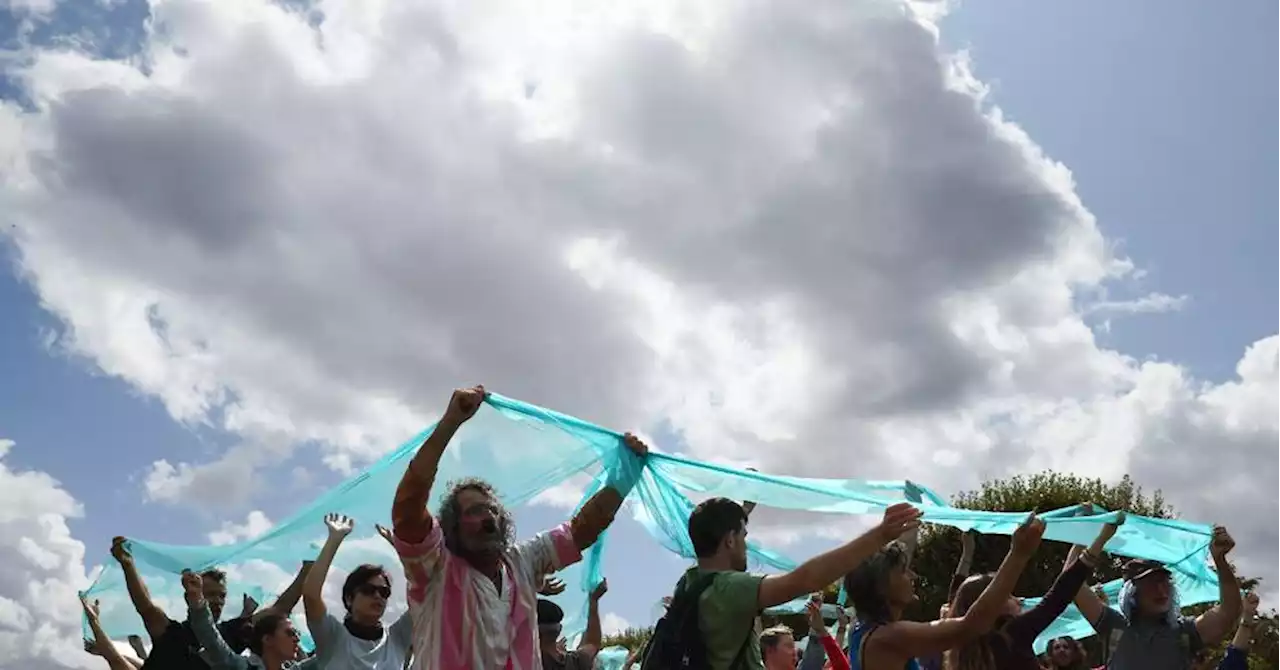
[1137,573,1172,587]
[364,573,390,587]
[457,488,496,507]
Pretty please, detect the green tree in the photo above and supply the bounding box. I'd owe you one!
[910,472,1175,626]
[603,471,1278,669]
[910,471,1277,669]
[601,627,653,651]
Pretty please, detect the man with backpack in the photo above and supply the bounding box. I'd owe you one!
[641,497,922,670]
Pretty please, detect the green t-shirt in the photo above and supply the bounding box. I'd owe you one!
[678,568,764,670]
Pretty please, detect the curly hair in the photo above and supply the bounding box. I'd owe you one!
[200,568,227,584]
[437,477,515,556]
[1120,579,1181,627]
[1044,636,1088,670]
[843,540,911,625]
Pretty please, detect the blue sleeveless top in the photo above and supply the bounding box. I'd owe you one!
[847,623,922,670]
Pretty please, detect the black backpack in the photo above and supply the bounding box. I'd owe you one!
[639,573,752,670]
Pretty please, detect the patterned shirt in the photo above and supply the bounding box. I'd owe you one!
[393,521,582,670]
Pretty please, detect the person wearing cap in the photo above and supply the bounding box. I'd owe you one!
[1070,524,1242,669]
[537,580,608,670]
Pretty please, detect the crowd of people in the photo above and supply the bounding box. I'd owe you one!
[81,386,1261,670]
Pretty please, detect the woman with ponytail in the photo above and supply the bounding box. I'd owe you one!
[945,514,1124,670]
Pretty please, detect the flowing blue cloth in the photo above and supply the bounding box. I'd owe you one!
[81,393,1221,652]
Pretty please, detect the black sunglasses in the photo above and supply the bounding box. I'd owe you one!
[356,583,392,599]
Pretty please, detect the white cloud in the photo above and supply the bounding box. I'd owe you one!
[600,612,633,636]
[531,473,599,510]
[1,0,57,17]
[207,510,274,546]
[0,440,94,669]
[0,0,1274,662]
[1086,291,1190,316]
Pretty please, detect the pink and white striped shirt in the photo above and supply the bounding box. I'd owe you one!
[393,521,582,670]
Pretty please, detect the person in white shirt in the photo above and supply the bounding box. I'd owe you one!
[303,513,413,670]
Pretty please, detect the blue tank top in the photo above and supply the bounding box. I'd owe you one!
[847,623,922,670]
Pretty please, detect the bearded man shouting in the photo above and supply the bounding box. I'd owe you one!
[390,385,648,670]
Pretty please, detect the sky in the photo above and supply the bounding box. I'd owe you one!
[0,0,1275,668]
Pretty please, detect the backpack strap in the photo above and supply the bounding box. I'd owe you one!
[678,572,720,607]
[728,613,755,670]
[640,572,722,670]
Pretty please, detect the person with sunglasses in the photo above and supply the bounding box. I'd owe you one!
[303,513,414,669]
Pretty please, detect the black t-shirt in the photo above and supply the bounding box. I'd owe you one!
[141,616,251,670]
[541,649,593,670]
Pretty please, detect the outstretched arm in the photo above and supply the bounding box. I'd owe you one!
[82,596,139,670]
[947,530,977,608]
[1067,506,1115,628]
[183,572,251,670]
[1196,527,1243,645]
[758,503,923,609]
[304,514,354,651]
[871,515,1045,658]
[391,386,485,543]
[267,560,313,616]
[576,579,608,662]
[1227,591,1259,655]
[568,434,648,552]
[126,636,147,661]
[1007,515,1122,643]
[109,538,172,642]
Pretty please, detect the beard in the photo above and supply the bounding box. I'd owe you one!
[454,518,510,565]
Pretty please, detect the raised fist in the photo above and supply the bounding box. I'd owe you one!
[621,433,649,458]
[444,385,486,424]
[1011,515,1046,556]
[110,537,132,566]
[182,570,204,605]
[590,578,609,601]
[1209,526,1235,560]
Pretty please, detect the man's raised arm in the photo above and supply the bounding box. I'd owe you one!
[568,433,649,552]
[110,537,172,642]
[391,386,485,543]
[1195,527,1242,645]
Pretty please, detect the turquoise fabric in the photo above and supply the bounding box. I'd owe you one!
[81,393,1221,652]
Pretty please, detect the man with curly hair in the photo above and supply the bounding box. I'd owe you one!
[390,385,648,670]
